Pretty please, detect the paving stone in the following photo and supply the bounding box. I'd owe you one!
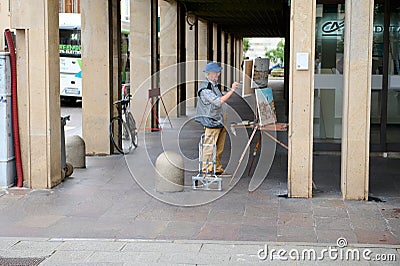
[279,198,313,213]
[123,242,201,253]
[207,209,244,224]
[135,205,178,221]
[41,250,94,263]
[157,221,204,239]
[312,206,348,218]
[57,240,126,251]
[350,217,388,231]
[277,226,317,243]
[238,225,277,242]
[311,198,345,208]
[172,207,210,222]
[380,207,400,219]
[86,251,160,263]
[0,238,19,250]
[200,243,262,255]
[196,223,240,241]
[159,252,231,264]
[354,230,400,245]
[315,229,358,244]
[9,240,63,252]
[277,212,315,227]
[118,220,168,239]
[315,217,352,230]
[241,216,277,227]
[244,204,279,218]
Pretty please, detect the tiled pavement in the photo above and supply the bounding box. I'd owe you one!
[0,80,399,264]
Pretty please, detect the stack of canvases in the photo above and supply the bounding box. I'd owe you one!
[242,57,277,126]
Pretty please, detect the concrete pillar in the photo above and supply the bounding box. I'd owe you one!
[160,0,178,117]
[130,0,152,128]
[212,23,218,62]
[111,0,121,119]
[341,0,374,200]
[198,19,208,62]
[220,31,226,88]
[235,38,241,81]
[196,19,208,87]
[81,0,112,155]
[11,0,61,188]
[0,0,10,51]
[287,0,315,198]
[186,18,196,107]
[226,34,232,86]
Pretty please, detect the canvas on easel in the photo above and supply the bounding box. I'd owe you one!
[255,87,277,126]
[242,59,254,97]
[252,57,270,88]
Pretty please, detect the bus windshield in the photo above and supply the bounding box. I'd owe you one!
[59,29,81,57]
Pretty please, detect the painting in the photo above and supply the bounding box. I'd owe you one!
[252,57,269,88]
[242,59,254,97]
[255,87,277,126]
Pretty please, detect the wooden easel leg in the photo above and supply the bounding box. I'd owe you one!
[159,96,173,128]
[247,131,261,176]
[229,126,258,186]
[138,98,151,131]
[262,130,288,150]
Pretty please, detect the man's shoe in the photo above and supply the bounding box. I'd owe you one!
[216,171,231,177]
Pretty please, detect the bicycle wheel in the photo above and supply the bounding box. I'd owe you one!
[126,112,138,148]
[110,116,133,154]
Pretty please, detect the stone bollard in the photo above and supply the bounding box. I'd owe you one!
[66,135,86,168]
[155,151,184,192]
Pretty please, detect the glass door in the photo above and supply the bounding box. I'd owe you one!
[314,2,345,150]
[371,0,400,152]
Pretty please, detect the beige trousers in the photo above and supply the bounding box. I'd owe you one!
[202,126,227,173]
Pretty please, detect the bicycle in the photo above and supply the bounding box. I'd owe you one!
[110,94,138,154]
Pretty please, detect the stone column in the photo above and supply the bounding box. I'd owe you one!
[212,23,218,62]
[11,0,61,188]
[220,31,226,88]
[160,0,178,117]
[341,0,374,200]
[287,0,315,198]
[197,19,208,85]
[235,38,241,81]
[81,0,112,155]
[226,34,232,86]
[130,0,152,128]
[0,0,10,50]
[186,19,196,108]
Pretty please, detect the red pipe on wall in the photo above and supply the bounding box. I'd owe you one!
[5,29,23,187]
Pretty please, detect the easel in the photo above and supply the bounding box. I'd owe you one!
[138,88,173,131]
[228,103,317,190]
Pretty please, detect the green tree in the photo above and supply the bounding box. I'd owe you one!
[265,39,285,64]
[243,38,250,58]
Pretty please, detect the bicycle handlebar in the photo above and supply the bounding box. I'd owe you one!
[113,94,132,106]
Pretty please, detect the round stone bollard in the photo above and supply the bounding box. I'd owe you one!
[155,151,184,192]
[66,135,86,168]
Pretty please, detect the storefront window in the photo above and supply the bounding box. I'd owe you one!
[387,1,400,144]
[371,1,400,147]
[314,3,345,142]
[370,3,384,144]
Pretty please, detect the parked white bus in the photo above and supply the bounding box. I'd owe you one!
[59,13,82,102]
[59,13,130,102]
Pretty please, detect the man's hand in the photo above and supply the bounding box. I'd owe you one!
[231,82,240,92]
[221,82,239,104]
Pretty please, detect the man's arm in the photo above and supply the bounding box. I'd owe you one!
[220,82,240,104]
